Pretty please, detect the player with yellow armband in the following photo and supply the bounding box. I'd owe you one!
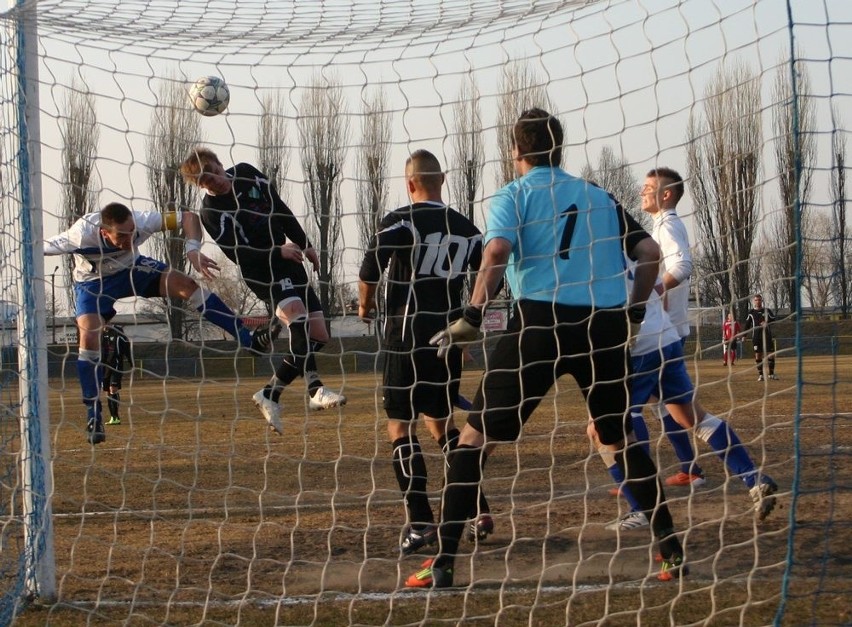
[44,202,271,445]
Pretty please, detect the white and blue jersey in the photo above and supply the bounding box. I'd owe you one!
[486,167,642,308]
[44,210,169,283]
[45,210,173,318]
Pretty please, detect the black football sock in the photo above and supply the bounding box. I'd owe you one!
[392,437,432,526]
[434,445,482,570]
[108,392,120,418]
[616,445,682,559]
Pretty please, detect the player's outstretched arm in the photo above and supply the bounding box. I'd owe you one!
[178,211,219,279]
[44,219,82,256]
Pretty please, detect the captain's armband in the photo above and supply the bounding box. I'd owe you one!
[162,211,181,231]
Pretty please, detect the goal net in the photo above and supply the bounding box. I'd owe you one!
[1,0,850,624]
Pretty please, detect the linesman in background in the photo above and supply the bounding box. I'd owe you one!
[745,294,778,381]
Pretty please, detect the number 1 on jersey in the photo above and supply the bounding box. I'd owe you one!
[559,204,578,260]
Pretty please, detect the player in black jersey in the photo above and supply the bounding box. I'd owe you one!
[358,149,492,555]
[101,324,133,425]
[744,294,778,381]
[180,148,346,435]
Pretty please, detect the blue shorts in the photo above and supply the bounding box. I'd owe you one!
[75,256,167,319]
[631,341,694,409]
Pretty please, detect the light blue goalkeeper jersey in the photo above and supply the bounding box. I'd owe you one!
[485,166,629,308]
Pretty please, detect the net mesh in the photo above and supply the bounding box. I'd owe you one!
[1,0,851,624]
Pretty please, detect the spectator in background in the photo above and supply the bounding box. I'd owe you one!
[723,311,741,366]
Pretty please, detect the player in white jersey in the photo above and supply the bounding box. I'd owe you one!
[636,168,707,488]
[593,264,779,531]
[45,202,265,444]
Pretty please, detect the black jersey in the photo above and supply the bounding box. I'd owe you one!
[101,326,132,372]
[359,201,483,347]
[199,163,309,283]
[744,307,775,340]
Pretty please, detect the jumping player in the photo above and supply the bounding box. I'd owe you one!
[180,148,345,435]
[45,202,267,444]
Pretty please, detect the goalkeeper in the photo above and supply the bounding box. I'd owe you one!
[405,108,686,588]
[180,148,346,436]
[101,324,133,426]
[358,149,493,556]
[45,202,266,445]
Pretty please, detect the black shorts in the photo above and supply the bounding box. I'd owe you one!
[102,369,123,391]
[466,300,631,446]
[752,336,772,353]
[245,261,323,314]
[383,342,463,421]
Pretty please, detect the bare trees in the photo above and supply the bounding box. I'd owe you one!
[257,90,290,196]
[802,213,835,313]
[580,146,646,229]
[495,61,551,186]
[61,83,99,226]
[450,76,484,224]
[298,76,349,317]
[687,63,762,316]
[769,60,815,313]
[831,107,849,318]
[61,82,100,309]
[145,78,203,338]
[355,89,391,255]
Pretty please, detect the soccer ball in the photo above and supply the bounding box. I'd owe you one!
[188,76,230,116]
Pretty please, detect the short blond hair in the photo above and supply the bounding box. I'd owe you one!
[180,146,221,185]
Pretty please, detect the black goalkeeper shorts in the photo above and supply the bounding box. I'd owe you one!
[466,300,631,446]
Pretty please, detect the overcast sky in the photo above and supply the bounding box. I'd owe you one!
[7,0,850,315]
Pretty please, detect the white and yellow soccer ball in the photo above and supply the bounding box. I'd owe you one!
[188,76,230,116]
